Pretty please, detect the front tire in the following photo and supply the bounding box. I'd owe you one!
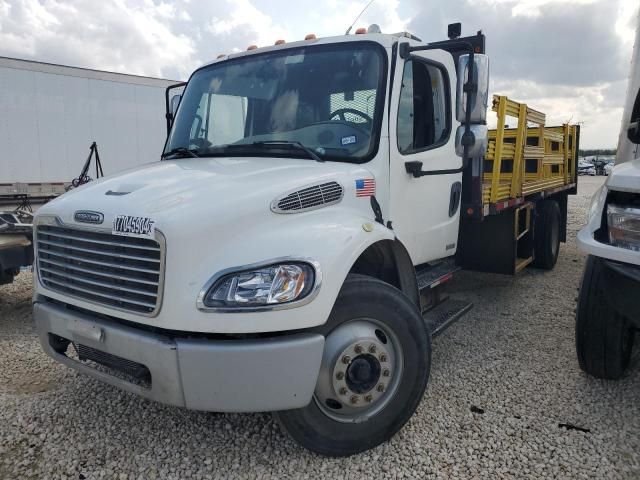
[275,274,431,456]
[576,256,635,379]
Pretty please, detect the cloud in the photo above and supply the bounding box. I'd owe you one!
[0,0,196,78]
[406,0,638,147]
[0,0,637,147]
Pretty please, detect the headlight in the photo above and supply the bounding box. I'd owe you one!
[608,205,640,251]
[199,262,318,310]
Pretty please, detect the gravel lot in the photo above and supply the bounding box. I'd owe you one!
[1,175,638,479]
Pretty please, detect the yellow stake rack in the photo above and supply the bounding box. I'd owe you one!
[483,95,578,206]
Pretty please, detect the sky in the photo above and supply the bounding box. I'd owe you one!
[0,0,638,149]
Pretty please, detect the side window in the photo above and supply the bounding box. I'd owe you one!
[397,60,450,154]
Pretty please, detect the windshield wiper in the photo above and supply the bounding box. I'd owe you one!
[250,141,323,162]
[162,147,200,159]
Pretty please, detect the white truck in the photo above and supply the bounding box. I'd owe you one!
[0,56,179,285]
[32,24,580,456]
[576,17,640,380]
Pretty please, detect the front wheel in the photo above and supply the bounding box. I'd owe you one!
[275,274,431,456]
[576,256,635,379]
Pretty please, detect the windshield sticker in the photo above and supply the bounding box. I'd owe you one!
[341,135,357,146]
[284,53,305,64]
[112,215,155,239]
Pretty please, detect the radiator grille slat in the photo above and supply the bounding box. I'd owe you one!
[273,181,343,213]
[36,225,164,315]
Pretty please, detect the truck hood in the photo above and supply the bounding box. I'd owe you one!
[37,157,376,229]
[607,159,640,193]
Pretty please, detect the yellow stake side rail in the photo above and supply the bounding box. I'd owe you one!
[483,95,578,206]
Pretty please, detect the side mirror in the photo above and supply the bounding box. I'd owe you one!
[455,124,488,158]
[456,54,490,123]
[170,94,182,118]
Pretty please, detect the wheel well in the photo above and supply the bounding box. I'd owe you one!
[348,240,420,308]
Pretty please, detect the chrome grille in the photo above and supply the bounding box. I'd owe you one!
[36,225,163,315]
[273,181,343,213]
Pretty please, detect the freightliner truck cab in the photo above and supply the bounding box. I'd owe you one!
[33,25,565,456]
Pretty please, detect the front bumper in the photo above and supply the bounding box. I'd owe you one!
[34,301,324,412]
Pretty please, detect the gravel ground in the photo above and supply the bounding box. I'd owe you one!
[1,175,638,479]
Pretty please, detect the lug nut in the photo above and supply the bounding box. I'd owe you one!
[336,371,344,380]
[382,368,390,377]
[339,387,348,395]
[364,394,373,403]
[350,395,359,404]
[379,353,388,362]
[369,344,377,354]
[376,384,385,392]
[354,344,363,354]
[342,355,351,364]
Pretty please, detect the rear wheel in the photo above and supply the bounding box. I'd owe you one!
[576,256,635,379]
[275,274,431,456]
[533,199,561,270]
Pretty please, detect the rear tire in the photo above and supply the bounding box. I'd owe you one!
[275,274,431,457]
[532,199,561,270]
[576,256,635,379]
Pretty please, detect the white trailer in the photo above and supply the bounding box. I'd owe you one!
[0,56,180,284]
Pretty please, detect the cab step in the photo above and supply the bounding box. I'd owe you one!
[423,298,473,337]
[415,258,460,291]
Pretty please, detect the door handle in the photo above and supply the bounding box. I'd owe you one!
[405,161,464,178]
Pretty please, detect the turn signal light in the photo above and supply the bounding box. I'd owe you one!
[216,54,225,59]
[355,27,367,34]
[274,39,286,45]
[304,33,317,40]
[247,45,258,50]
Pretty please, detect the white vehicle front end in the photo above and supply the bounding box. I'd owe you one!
[33,155,401,411]
[575,15,640,380]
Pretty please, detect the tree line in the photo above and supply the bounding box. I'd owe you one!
[579,149,616,156]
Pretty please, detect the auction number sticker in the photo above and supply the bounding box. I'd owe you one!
[112,215,155,239]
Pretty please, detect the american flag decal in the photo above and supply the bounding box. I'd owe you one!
[355,178,376,197]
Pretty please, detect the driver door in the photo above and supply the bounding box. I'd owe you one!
[389,49,461,265]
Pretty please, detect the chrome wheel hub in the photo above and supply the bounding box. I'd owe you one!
[314,319,403,423]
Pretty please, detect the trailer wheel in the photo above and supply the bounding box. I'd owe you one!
[533,199,561,270]
[576,256,635,379]
[275,274,431,457]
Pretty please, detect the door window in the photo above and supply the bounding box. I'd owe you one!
[397,60,450,154]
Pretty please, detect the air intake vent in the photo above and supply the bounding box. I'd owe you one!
[272,181,343,213]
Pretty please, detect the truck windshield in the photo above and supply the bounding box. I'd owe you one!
[164,43,386,163]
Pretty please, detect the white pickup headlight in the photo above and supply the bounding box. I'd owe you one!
[608,205,640,252]
[199,262,318,310]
